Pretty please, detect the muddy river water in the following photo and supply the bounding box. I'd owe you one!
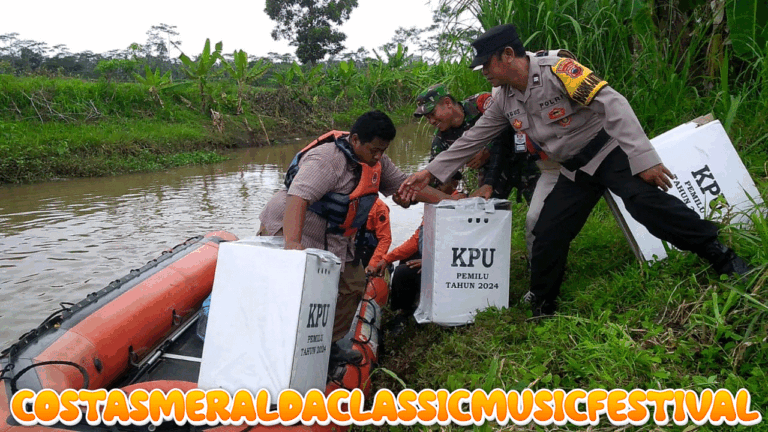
[0,123,435,346]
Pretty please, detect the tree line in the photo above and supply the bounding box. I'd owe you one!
[2,0,765,136]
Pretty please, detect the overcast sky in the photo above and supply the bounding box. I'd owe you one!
[1,0,436,58]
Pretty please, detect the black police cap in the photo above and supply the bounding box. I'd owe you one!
[469,24,523,69]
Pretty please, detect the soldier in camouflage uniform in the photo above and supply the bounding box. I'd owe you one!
[413,83,550,258]
[413,83,540,203]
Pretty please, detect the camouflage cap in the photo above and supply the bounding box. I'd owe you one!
[413,83,450,118]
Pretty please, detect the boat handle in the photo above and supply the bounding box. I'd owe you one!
[128,346,140,367]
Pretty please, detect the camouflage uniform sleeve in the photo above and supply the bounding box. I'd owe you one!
[480,128,511,186]
[429,134,446,162]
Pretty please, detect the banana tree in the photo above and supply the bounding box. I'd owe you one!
[133,64,172,108]
[272,62,323,103]
[178,39,223,115]
[223,50,270,114]
[333,59,357,100]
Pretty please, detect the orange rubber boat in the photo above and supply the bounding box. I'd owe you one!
[0,232,389,432]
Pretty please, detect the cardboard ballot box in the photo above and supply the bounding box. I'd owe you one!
[197,237,341,400]
[606,116,764,262]
[416,198,512,326]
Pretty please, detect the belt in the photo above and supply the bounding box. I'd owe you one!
[561,128,611,172]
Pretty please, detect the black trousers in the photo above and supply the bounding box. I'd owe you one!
[389,253,422,313]
[530,147,719,304]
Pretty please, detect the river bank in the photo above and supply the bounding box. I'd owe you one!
[0,74,418,185]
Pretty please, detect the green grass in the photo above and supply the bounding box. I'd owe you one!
[368,194,768,431]
[0,118,229,182]
[0,76,335,183]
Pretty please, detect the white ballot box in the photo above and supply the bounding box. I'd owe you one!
[198,237,341,400]
[416,198,512,326]
[606,116,763,262]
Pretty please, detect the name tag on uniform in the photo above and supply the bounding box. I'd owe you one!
[514,132,527,153]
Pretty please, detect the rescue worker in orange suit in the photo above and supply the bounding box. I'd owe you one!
[353,197,392,273]
[398,24,752,317]
[259,111,453,371]
[371,175,464,332]
[376,224,422,333]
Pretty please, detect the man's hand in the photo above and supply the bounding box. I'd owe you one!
[367,260,389,277]
[470,184,493,199]
[406,259,422,274]
[398,170,434,202]
[285,240,305,250]
[392,192,412,209]
[466,148,491,169]
[638,163,674,191]
[451,192,468,200]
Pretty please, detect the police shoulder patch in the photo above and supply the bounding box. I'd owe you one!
[551,58,608,105]
[476,93,493,112]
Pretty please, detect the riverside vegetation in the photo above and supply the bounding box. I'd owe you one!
[2,0,768,429]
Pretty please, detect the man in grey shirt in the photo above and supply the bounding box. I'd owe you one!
[261,111,450,369]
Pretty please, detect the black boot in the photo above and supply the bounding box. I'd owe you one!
[522,291,556,317]
[386,311,412,337]
[698,240,752,277]
[328,341,363,370]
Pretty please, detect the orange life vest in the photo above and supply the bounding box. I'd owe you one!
[285,131,382,237]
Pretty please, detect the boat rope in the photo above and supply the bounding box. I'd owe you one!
[3,361,89,394]
[1,302,74,360]
[357,298,377,326]
[0,363,13,382]
[350,298,378,348]
[365,275,386,302]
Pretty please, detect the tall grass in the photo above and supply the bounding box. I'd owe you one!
[429,0,767,159]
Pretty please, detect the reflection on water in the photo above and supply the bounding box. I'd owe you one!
[0,123,433,346]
